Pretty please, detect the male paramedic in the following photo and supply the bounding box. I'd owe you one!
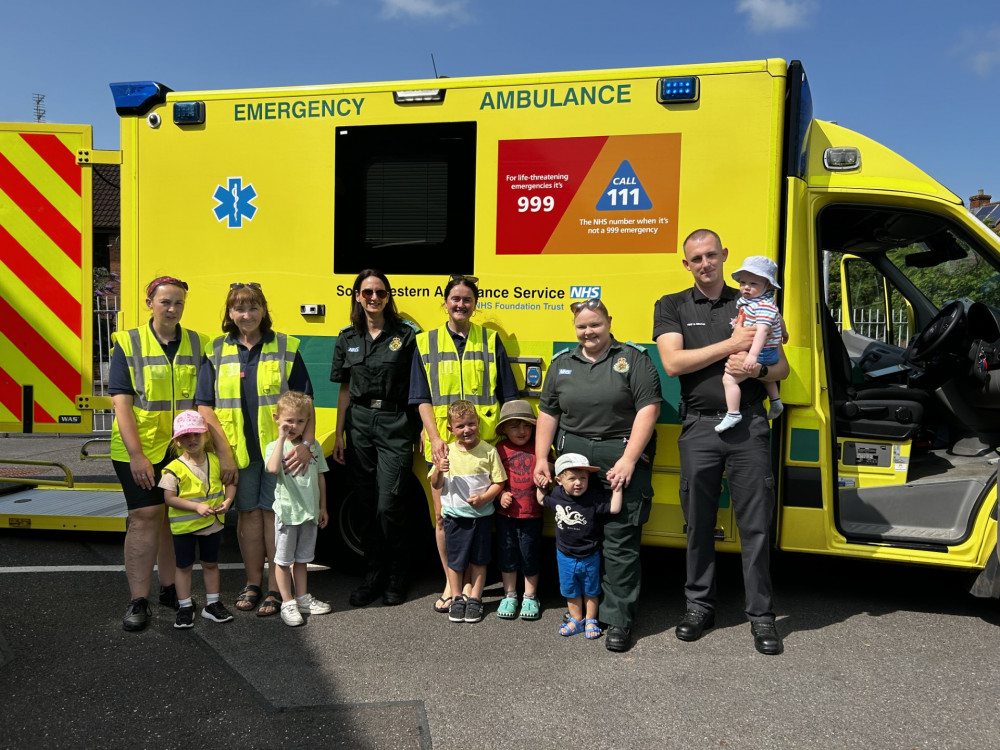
[652,228,787,655]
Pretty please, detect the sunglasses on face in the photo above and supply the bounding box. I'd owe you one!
[449,273,479,286]
[359,288,389,299]
[230,282,261,290]
[570,298,606,314]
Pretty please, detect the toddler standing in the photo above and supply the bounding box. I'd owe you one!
[537,453,622,639]
[429,400,506,624]
[160,410,236,629]
[494,400,545,621]
[265,390,331,627]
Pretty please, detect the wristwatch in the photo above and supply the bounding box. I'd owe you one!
[301,440,312,449]
[757,365,769,378]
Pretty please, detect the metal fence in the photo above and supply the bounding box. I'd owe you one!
[92,296,118,433]
[832,307,911,347]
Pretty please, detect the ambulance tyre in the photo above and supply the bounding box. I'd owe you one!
[314,461,365,572]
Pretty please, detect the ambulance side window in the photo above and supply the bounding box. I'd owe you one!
[334,122,476,276]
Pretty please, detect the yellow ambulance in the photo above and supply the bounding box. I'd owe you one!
[3,59,998,597]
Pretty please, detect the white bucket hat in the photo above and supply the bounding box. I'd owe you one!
[731,255,780,289]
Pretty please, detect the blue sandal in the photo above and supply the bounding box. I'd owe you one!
[585,619,602,639]
[559,617,583,636]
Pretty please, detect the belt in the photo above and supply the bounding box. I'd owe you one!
[352,398,407,412]
[681,402,765,420]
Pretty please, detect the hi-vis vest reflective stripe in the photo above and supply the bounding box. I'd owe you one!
[110,325,206,463]
[165,452,225,535]
[209,333,298,468]
[416,324,499,460]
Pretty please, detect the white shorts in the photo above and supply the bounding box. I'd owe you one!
[273,516,318,566]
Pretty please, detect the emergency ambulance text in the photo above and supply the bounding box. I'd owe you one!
[234,98,365,122]
[480,84,631,111]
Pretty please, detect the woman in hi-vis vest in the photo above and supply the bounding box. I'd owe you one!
[196,283,315,618]
[110,276,209,632]
[408,274,519,612]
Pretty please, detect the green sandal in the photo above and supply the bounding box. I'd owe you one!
[519,596,540,621]
[496,593,518,619]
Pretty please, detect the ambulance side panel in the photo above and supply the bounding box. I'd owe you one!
[121,62,787,548]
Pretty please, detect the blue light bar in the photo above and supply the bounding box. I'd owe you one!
[109,81,173,117]
[657,76,699,104]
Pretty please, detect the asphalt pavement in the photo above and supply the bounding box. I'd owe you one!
[1,434,999,749]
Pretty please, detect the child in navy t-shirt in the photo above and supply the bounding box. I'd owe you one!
[537,453,622,639]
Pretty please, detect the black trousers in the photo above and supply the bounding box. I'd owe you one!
[677,404,776,622]
[345,404,419,571]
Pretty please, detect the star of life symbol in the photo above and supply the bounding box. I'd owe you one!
[213,177,258,228]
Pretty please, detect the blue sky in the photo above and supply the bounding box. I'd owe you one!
[2,0,997,203]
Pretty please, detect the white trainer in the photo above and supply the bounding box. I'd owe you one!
[297,593,332,615]
[280,600,304,627]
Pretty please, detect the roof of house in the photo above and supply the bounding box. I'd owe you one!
[92,164,120,231]
[971,202,1000,225]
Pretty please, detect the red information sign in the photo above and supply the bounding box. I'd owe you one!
[495,133,680,255]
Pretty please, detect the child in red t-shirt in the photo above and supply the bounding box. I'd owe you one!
[494,400,548,621]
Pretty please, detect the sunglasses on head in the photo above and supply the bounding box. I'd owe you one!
[449,273,479,286]
[230,282,261,290]
[359,288,389,299]
[570,298,606,313]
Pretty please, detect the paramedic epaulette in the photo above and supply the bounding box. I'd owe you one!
[625,341,649,354]
[401,319,420,332]
[339,325,354,333]
[551,347,570,361]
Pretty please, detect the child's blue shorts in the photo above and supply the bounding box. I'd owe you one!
[757,346,779,366]
[443,515,492,571]
[556,548,601,599]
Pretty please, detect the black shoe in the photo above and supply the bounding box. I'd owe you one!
[349,570,386,607]
[174,605,195,629]
[605,625,632,652]
[158,584,179,611]
[382,571,408,606]
[675,609,715,641]
[123,597,151,632]
[751,621,783,655]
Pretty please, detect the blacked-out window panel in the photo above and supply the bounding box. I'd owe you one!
[365,161,448,246]
[334,121,476,276]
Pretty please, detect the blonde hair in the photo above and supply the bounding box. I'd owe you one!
[447,399,478,424]
[276,390,312,417]
[170,431,215,457]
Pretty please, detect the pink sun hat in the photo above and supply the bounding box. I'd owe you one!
[172,410,207,440]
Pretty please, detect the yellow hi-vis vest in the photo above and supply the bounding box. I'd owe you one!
[416,323,500,460]
[209,332,299,468]
[110,325,207,463]
[165,452,225,535]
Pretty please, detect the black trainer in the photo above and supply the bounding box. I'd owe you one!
[349,569,386,607]
[123,597,151,632]
[159,584,179,611]
[174,605,195,629]
[201,601,234,623]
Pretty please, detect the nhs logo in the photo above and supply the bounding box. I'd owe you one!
[569,286,601,299]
